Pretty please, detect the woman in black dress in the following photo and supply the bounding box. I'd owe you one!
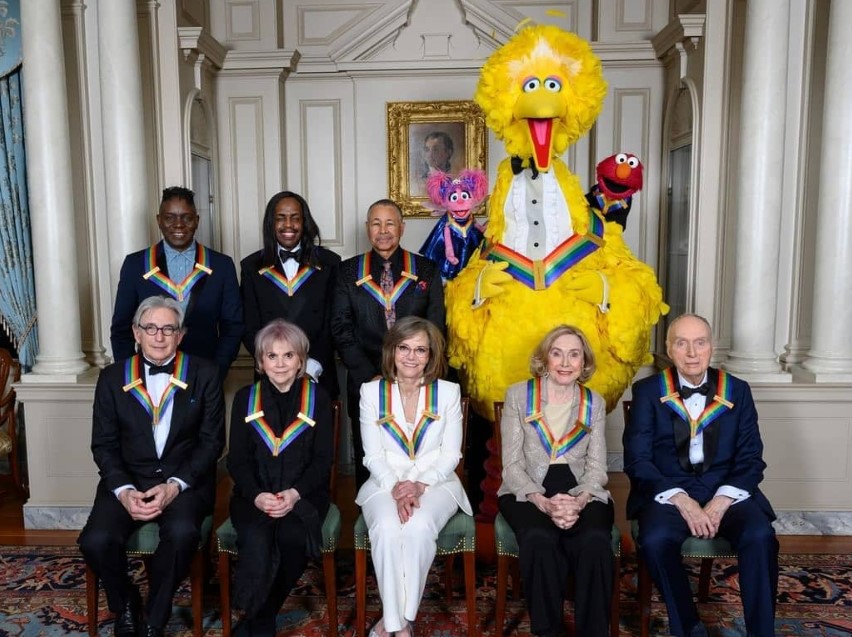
[228,319,334,637]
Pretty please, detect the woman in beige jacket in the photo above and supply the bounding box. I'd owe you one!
[498,324,614,637]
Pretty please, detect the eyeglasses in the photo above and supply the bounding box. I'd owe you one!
[397,344,429,358]
[137,323,180,336]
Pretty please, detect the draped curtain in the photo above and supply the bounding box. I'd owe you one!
[0,66,38,369]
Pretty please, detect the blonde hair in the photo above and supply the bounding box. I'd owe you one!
[529,324,596,382]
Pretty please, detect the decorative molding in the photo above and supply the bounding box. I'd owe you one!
[226,0,261,42]
[651,13,705,79]
[178,26,227,91]
[219,49,300,77]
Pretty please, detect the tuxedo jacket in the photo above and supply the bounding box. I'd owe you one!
[498,378,610,504]
[623,366,774,520]
[110,241,244,377]
[240,246,341,397]
[91,354,226,509]
[355,378,472,515]
[330,248,445,392]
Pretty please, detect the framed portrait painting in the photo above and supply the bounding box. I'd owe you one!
[387,100,487,217]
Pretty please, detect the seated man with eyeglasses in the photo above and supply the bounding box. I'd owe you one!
[79,295,225,637]
[110,186,243,379]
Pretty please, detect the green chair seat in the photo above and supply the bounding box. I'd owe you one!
[630,519,735,558]
[495,512,621,557]
[128,514,213,555]
[216,503,341,555]
[354,509,475,555]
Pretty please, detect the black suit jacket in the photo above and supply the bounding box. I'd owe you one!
[623,367,774,521]
[110,241,244,377]
[330,248,445,392]
[91,354,225,509]
[240,246,341,398]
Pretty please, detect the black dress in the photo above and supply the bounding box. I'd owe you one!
[227,375,333,618]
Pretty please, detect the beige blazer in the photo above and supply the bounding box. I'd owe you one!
[355,378,472,515]
[497,377,610,503]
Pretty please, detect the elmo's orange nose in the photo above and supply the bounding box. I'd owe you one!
[615,163,631,180]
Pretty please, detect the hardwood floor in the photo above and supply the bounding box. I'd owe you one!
[1,474,850,555]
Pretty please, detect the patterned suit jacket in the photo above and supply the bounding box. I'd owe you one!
[330,248,445,393]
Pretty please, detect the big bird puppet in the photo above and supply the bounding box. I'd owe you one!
[446,25,667,419]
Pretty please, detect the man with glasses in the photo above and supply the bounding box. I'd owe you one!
[331,199,445,487]
[79,296,225,637]
[110,186,243,379]
[623,313,778,637]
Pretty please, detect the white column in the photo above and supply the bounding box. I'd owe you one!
[98,0,150,277]
[20,0,88,378]
[800,1,852,382]
[723,0,791,381]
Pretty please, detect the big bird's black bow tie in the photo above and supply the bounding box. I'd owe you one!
[679,383,709,399]
[510,156,539,179]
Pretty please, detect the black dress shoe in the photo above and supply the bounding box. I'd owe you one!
[113,588,140,637]
[139,623,164,637]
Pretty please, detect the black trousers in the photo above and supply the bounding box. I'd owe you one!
[499,465,615,637]
[347,385,369,490]
[78,485,206,629]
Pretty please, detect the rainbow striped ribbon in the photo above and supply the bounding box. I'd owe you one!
[143,244,212,301]
[659,368,734,438]
[447,215,475,237]
[355,251,418,310]
[484,210,605,290]
[122,352,189,426]
[244,377,316,457]
[376,380,440,459]
[258,264,317,297]
[590,190,631,218]
[524,377,593,460]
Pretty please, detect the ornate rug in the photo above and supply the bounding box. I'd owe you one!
[0,547,850,636]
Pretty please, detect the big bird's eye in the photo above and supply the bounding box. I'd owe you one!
[615,153,628,164]
[449,193,460,202]
[627,156,639,168]
[460,192,471,200]
[544,77,562,92]
[522,78,541,92]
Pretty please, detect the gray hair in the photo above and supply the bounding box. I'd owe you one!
[133,296,185,329]
[665,313,714,347]
[254,319,310,377]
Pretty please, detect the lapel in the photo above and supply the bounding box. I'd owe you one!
[185,244,210,319]
[665,368,722,474]
[156,241,169,278]
[264,261,313,317]
[162,357,193,453]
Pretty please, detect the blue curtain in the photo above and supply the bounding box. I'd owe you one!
[0,67,37,369]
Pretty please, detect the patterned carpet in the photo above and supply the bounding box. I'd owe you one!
[0,546,851,636]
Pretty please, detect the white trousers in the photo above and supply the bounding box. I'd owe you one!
[362,485,459,632]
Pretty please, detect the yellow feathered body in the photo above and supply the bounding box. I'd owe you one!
[447,26,667,419]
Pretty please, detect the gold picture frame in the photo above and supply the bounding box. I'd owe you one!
[387,100,487,217]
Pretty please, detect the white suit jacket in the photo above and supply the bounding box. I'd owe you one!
[355,378,472,515]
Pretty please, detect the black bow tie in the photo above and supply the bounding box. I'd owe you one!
[510,156,539,179]
[279,248,299,263]
[679,383,709,399]
[145,360,174,376]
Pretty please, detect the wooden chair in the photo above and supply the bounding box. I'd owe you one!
[622,400,737,637]
[492,401,622,637]
[216,400,343,637]
[85,515,213,637]
[0,347,23,497]
[353,397,476,637]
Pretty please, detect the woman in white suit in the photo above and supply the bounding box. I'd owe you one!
[356,316,472,637]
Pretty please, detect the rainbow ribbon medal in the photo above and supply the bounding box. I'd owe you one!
[485,208,605,290]
[122,352,189,426]
[143,243,213,301]
[659,368,735,438]
[355,251,418,310]
[258,264,317,297]
[376,380,439,459]
[244,377,316,457]
[524,377,593,460]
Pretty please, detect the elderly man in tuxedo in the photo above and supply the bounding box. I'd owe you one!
[331,198,445,487]
[623,313,778,637]
[110,186,243,379]
[79,296,225,637]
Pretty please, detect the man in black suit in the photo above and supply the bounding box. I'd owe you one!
[79,296,225,637]
[241,191,341,398]
[110,186,243,379]
[331,198,445,486]
[623,313,778,637]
